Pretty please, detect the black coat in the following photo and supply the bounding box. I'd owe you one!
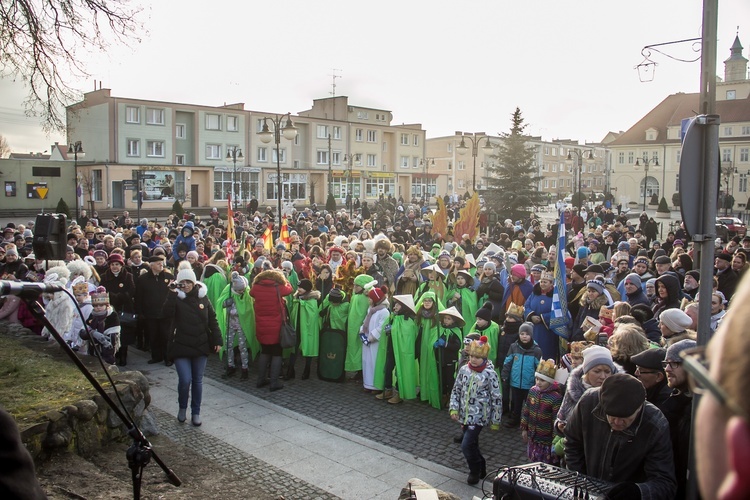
[166,284,222,359]
[135,269,174,319]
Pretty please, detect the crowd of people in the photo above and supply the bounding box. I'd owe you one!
[0,200,746,497]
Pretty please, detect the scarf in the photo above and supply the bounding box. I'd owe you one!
[361,300,389,336]
[469,360,488,372]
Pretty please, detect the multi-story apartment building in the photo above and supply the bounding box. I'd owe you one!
[64,91,428,212]
[609,36,750,210]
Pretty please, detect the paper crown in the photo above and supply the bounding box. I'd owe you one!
[71,277,90,296]
[90,286,109,305]
[467,335,491,358]
[535,359,557,383]
[541,271,555,282]
[570,341,595,356]
[506,302,525,320]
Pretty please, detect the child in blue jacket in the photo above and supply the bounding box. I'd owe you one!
[172,221,197,264]
[501,322,542,428]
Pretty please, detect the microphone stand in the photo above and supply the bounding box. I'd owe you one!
[19,289,181,499]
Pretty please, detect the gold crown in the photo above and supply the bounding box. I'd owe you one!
[507,302,525,319]
[570,341,594,356]
[326,352,337,360]
[467,336,491,358]
[72,282,89,295]
[535,359,557,382]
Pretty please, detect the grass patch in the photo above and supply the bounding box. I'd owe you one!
[0,336,110,424]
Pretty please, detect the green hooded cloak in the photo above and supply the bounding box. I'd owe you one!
[217,284,259,361]
[291,291,321,357]
[345,275,377,371]
[415,291,445,409]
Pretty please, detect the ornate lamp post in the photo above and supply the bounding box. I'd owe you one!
[565,148,595,212]
[721,160,738,216]
[258,113,298,232]
[68,141,85,221]
[225,146,244,210]
[419,157,435,203]
[455,132,493,192]
[634,153,660,212]
[344,153,361,217]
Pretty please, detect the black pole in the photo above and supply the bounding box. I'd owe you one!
[276,129,282,240]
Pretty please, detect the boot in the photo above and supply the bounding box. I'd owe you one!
[241,368,248,380]
[301,357,312,380]
[284,353,296,380]
[269,356,284,392]
[376,388,394,400]
[387,391,402,404]
[256,354,270,388]
[116,346,128,367]
[222,366,236,379]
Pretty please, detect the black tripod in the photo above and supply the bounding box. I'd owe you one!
[19,289,181,499]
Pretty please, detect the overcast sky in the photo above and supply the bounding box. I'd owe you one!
[1,0,749,154]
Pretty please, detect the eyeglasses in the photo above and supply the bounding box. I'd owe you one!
[661,360,683,370]
[635,367,659,375]
[681,346,748,419]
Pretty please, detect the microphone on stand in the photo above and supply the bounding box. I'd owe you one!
[0,281,66,297]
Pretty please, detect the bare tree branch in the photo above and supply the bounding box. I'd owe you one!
[0,0,144,133]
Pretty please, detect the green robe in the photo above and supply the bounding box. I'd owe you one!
[447,285,478,338]
[285,270,299,310]
[203,269,228,313]
[216,285,259,361]
[291,294,321,357]
[418,313,443,409]
[320,298,349,331]
[374,313,418,399]
[345,293,369,371]
[468,320,502,378]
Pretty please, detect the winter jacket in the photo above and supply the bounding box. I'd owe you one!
[521,382,563,445]
[165,282,222,359]
[172,221,196,263]
[135,269,175,319]
[565,389,677,500]
[249,270,294,345]
[555,363,622,428]
[661,389,693,499]
[651,274,681,320]
[99,269,135,315]
[501,341,542,390]
[449,360,503,427]
[524,283,557,360]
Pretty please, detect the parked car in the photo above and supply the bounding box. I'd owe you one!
[716,217,747,238]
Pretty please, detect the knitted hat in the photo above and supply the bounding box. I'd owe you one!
[506,302,525,321]
[439,306,465,327]
[577,246,591,259]
[582,345,615,374]
[231,271,248,293]
[599,373,646,418]
[507,254,519,266]
[5,245,18,257]
[467,335,491,359]
[93,249,107,260]
[673,239,684,246]
[475,302,493,322]
[586,278,605,294]
[685,270,700,282]
[617,241,630,251]
[535,359,557,384]
[329,288,345,304]
[659,308,692,332]
[519,322,534,336]
[90,286,109,305]
[531,264,547,273]
[367,285,388,304]
[624,273,642,289]
[572,264,587,278]
[511,264,526,279]
[565,257,575,270]
[176,268,197,283]
[298,279,313,293]
[665,339,697,362]
[483,261,496,272]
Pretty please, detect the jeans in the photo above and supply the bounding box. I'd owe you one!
[510,387,530,424]
[461,424,486,474]
[174,356,208,415]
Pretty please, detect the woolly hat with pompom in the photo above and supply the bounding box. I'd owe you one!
[176,268,197,283]
[511,264,527,279]
[367,285,388,304]
[231,271,248,293]
[475,302,493,322]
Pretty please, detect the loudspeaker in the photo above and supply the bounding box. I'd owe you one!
[32,214,67,260]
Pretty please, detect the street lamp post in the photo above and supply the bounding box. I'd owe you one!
[225,146,244,211]
[721,160,738,216]
[344,153,360,218]
[258,113,298,236]
[634,153,660,212]
[455,132,493,193]
[565,148,595,212]
[68,141,85,221]
[419,158,435,204]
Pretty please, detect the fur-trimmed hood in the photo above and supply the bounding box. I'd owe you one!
[296,289,321,300]
[253,269,289,286]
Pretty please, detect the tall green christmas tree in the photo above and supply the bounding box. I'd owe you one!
[485,107,543,221]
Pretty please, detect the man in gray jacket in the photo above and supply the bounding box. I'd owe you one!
[564,373,676,499]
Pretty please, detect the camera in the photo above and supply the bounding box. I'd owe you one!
[169,282,186,290]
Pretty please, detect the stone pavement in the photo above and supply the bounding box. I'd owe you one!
[127,348,530,499]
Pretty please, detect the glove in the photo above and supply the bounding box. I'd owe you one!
[384,324,392,333]
[90,330,112,349]
[605,482,640,500]
[223,298,234,308]
[433,337,446,349]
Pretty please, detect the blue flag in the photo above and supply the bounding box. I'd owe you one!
[550,218,571,341]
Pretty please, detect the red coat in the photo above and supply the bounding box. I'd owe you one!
[250,270,293,345]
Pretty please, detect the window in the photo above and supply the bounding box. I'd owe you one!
[413,135,419,146]
[205,114,221,130]
[741,148,749,162]
[413,157,420,168]
[227,116,239,132]
[365,177,395,197]
[724,126,733,136]
[367,130,377,142]
[382,142,387,152]
[400,156,409,168]
[294,134,300,145]
[544,146,550,155]
[272,148,286,163]
[543,179,549,188]
[552,164,557,172]
[740,173,748,193]
[333,126,341,140]
[146,108,165,125]
[266,172,307,200]
[317,150,329,165]
[293,160,300,169]
[332,151,341,166]
[146,141,164,157]
[447,143,453,153]
[458,161,465,171]
[742,126,750,135]
[176,124,186,139]
[652,151,659,163]
[317,125,329,138]
[367,154,377,167]
[92,170,103,201]
[551,148,557,156]
[676,150,681,163]
[355,129,363,142]
[618,152,625,165]
[175,154,185,165]
[628,151,634,164]
[727,90,737,100]
[357,111,369,120]
[256,118,266,133]
[551,179,557,188]
[401,133,409,145]
[214,171,259,202]
[126,106,140,124]
[723,148,732,162]
[206,144,221,160]
[541,163,549,172]
[411,177,437,198]
[257,147,267,162]
[126,139,140,157]
[458,179,465,189]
